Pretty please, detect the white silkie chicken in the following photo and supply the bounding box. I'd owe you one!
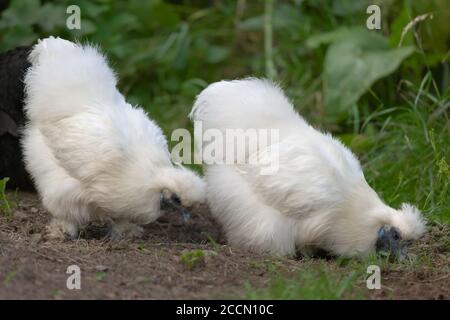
[23,37,205,239]
[190,78,426,259]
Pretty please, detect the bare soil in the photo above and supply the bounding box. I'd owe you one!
[0,192,448,299]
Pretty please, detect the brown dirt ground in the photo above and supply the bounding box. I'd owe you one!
[0,192,449,299]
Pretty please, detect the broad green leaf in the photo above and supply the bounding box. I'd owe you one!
[239,15,263,31]
[0,0,40,27]
[323,29,414,118]
[305,27,351,49]
[332,0,369,16]
[205,45,229,64]
[36,3,68,32]
[0,25,36,50]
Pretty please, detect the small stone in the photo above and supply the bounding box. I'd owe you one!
[135,276,150,284]
[204,250,218,256]
[95,265,108,272]
[13,211,27,221]
[30,207,39,214]
[105,292,116,299]
[22,267,36,281]
[30,233,43,245]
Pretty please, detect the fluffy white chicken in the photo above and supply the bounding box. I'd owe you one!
[23,37,205,239]
[190,78,426,258]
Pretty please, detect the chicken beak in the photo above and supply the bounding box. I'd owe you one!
[179,207,192,222]
[376,226,409,261]
[390,241,408,262]
[160,193,192,221]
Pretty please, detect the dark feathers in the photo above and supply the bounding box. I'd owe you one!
[0,45,34,190]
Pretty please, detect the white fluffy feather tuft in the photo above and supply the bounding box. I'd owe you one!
[393,203,427,239]
[25,36,120,123]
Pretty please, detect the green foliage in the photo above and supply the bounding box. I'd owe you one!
[246,264,364,299]
[179,249,205,269]
[0,177,13,215]
[362,73,450,223]
[322,27,414,119]
[95,271,107,281]
[203,232,221,251]
[3,269,17,285]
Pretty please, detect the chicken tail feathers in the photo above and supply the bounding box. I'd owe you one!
[24,36,119,123]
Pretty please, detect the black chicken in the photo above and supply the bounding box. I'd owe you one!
[0,45,34,190]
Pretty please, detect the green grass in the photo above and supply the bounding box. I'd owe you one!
[0,178,13,216]
[95,271,107,281]
[245,261,365,299]
[203,232,221,251]
[3,269,17,285]
[179,249,205,269]
[244,253,396,300]
[362,74,450,224]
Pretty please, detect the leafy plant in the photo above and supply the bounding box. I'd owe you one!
[3,269,17,285]
[308,27,415,119]
[95,271,106,281]
[0,177,13,215]
[180,249,205,269]
[246,265,363,299]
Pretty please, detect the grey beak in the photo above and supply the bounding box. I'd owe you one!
[160,193,192,221]
[376,226,408,261]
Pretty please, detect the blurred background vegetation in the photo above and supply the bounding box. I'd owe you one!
[0,0,449,222]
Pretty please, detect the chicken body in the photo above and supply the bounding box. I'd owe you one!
[23,37,205,239]
[190,78,425,258]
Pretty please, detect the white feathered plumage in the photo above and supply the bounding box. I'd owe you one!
[23,37,205,239]
[190,78,425,258]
